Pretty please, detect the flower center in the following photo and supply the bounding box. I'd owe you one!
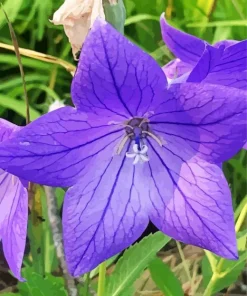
[125,117,149,139]
[116,117,163,164]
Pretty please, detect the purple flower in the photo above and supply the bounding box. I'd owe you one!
[160,13,247,150]
[160,14,247,90]
[0,119,28,281]
[0,19,246,276]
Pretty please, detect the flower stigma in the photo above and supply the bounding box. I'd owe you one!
[126,143,149,165]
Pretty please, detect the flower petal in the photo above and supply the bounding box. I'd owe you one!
[213,40,239,48]
[160,13,205,65]
[149,83,247,163]
[0,119,20,142]
[0,170,28,280]
[187,42,247,89]
[72,18,167,118]
[0,107,124,187]
[63,142,149,276]
[146,140,237,259]
[162,58,192,79]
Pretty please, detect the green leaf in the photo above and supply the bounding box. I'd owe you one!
[149,257,184,296]
[103,0,126,34]
[187,19,247,27]
[90,253,119,279]
[40,187,65,273]
[34,0,53,40]
[119,285,135,296]
[124,0,135,16]
[39,186,57,274]
[0,0,24,27]
[28,185,45,275]
[105,232,170,296]
[0,54,50,71]
[212,26,231,44]
[18,267,68,296]
[2,293,22,296]
[202,251,247,294]
[125,14,159,26]
[237,230,247,251]
[234,195,247,220]
[55,188,65,210]
[0,94,40,120]
[0,74,48,91]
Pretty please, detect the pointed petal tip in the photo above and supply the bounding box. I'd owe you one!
[218,249,239,261]
[16,275,26,282]
[206,238,238,261]
[160,12,165,21]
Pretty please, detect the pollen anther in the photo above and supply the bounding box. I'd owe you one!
[142,131,164,146]
[116,133,134,155]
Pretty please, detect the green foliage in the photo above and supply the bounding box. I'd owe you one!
[17,267,67,296]
[0,94,40,120]
[0,0,23,27]
[0,292,21,296]
[103,0,126,33]
[149,257,184,296]
[105,232,170,296]
[0,0,246,295]
[202,230,247,295]
[202,251,247,294]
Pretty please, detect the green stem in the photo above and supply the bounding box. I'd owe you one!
[203,273,219,296]
[235,203,247,232]
[234,195,247,221]
[97,261,107,296]
[176,241,192,282]
[85,272,90,296]
[204,250,217,273]
[203,202,247,296]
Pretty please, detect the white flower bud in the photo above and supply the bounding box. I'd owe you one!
[48,100,65,112]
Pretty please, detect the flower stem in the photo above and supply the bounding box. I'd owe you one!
[235,202,247,232]
[44,186,78,296]
[203,202,247,296]
[203,272,219,296]
[176,241,192,282]
[97,261,107,296]
[85,272,90,296]
[204,250,217,273]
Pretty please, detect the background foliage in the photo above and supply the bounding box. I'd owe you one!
[0,0,246,295]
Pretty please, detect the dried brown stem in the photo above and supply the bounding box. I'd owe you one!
[44,186,78,296]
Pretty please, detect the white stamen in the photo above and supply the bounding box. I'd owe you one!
[126,144,149,165]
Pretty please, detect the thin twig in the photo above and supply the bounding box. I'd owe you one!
[1,6,30,124]
[176,241,192,282]
[0,42,76,76]
[77,275,97,296]
[43,186,78,296]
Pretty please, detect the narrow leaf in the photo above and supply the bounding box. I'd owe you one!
[202,251,247,294]
[0,94,40,120]
[187,19,247,27]
[1,5,30,123]
[149,257,184,296]
[105,232,170,296]
[125,14,159,26]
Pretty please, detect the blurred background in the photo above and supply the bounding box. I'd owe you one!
[0,0,246,295]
